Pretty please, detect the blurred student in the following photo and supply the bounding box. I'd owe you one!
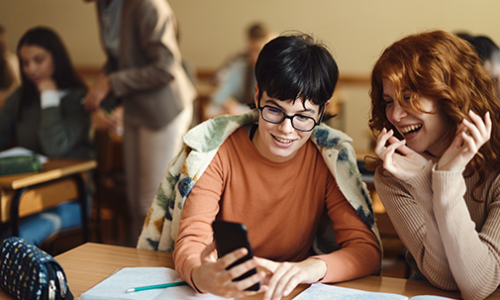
[370,30,500,300]
[82,0,197,243]
[0,26,93,159]
[139,33,381,300]
[457,33,500,100]
[207,22,275,117]
[0,26,94,245]
[0,25,21,106]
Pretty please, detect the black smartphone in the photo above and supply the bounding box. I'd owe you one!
[212,220,260,291]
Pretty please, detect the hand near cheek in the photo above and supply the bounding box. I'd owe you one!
[375,128,429,181]
[437,111,491,172]
[191,242,266,298]
[37,78,57,92]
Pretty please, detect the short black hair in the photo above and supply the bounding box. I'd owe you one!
[254,33,338,108]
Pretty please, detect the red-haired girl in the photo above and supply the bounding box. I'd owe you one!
[369,30,500,300]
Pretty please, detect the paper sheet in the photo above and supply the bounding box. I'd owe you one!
[79,267,231,300]
[293,284,456,300]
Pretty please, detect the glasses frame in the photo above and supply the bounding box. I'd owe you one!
[257,100,325,132]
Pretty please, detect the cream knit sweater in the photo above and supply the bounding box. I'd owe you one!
[375,161,500,300]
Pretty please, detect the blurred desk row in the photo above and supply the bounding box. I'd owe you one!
[0,159,97,244]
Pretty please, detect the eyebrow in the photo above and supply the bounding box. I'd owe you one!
[264,99,317,114]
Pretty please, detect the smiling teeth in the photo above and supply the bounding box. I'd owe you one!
[275,137,292,143]
[401,124,422,134]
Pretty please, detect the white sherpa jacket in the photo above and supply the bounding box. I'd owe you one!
[137,111,382,254]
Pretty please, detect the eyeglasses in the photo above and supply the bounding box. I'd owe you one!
[257,102,324,132]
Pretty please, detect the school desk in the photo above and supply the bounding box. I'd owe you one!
[0,159,97,241]
[0,242,496,300]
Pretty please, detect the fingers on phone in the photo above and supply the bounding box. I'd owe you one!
[219,248,249,271]
[221,257,262,292]
[231,270,263,292]
[375,128,393,156]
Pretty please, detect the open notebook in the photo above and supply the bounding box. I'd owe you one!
[293,284,457,300]
[79,267,231,300]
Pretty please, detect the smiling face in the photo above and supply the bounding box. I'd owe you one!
[19,44,55,86]
[253,87,322,163]
[382,78,451,157]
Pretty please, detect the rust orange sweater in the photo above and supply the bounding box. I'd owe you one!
[173,127,381,288]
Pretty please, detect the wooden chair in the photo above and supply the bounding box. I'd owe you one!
[93,129,131,246]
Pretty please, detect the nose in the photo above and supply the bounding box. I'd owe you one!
[389,101,407,123]
[278,117,295,133]
[23,61,36,76]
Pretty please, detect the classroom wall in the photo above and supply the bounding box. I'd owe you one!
[1,0,499,151]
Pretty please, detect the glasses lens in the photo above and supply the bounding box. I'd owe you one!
[261,106,317,131]
[292,115,316,131]
[262,107,284,123]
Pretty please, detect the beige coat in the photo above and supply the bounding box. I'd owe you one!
[96,0,196,129]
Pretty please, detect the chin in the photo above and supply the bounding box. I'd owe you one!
[270,149,296,160]
[406,142,426,154]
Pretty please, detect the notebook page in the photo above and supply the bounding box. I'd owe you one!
[153,283,231,299]
[293,283,409,300]
[79,267,231,300]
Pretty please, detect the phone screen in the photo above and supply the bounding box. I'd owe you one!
[212,220,260,291]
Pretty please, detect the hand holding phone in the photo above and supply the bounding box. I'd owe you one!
[212,220,260,291]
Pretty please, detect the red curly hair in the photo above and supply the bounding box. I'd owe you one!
[368,30,500,201]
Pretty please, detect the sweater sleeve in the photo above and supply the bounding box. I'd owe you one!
[375,164,454,289]
[314,173,381,283]
[38,88,91,158]
[173,153,224,290]
[404,162,455,288]
[431,168,500,300]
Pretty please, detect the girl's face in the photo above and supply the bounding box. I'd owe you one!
[19,44,55,86]
[382,78,451,157]
[253,87,321,163]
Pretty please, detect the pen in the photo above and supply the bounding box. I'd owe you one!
[125,281,188,293]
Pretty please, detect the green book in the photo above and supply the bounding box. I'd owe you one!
[0,155,42,176]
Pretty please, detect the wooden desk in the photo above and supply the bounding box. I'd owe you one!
[0,159,97,239]
[0,243,494,300]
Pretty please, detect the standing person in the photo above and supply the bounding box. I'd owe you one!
[206,22,275,117]
[0,26,94,245]
[139,33,381,300]
[0,24,21,106]
[83,0,197,243]
[369,30,500,300]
